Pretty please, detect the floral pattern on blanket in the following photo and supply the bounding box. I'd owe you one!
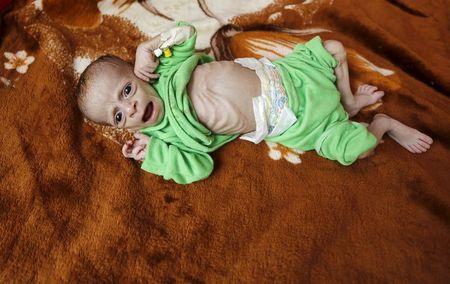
[4,50,35,74]
[13,0,398,165]
[266,141,304,164]
[2,1,450,282]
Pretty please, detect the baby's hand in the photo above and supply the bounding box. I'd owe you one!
[122,132,150,161]
[134,39,160,82]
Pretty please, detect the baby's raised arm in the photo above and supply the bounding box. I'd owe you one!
[134,35,161,82]
[134,25,194,82]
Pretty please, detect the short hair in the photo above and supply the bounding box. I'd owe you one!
[75,55,132,122]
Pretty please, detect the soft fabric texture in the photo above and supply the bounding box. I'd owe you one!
[1,0,449,282]
[268,36,377,164]
[140,22,237,184]
[145,34,376,181]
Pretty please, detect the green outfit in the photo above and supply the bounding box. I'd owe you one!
[140,22,237,184]
[141,22,376,184]
[267,36,377,165]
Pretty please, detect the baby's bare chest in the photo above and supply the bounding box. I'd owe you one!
[187,61,261,134]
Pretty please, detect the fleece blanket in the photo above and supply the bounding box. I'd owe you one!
[1,0,449,282]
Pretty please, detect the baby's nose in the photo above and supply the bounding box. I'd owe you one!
[126,101,137,118]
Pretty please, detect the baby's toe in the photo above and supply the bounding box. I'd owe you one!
[373,90,385,99]
[406,144,416,153]
[367,85,378,93]
[419,134,433,144]
[414,143,427,153]
[418,140,431,149]
[411,144,424,153]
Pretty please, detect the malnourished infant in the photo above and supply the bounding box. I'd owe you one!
[76,22,433,184]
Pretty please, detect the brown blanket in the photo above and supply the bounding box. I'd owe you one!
[1,0,449,282]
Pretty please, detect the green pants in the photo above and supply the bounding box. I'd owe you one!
[266,36,377,165]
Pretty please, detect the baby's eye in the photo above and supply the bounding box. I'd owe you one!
[114,111,123,125]
[123,82,133,97]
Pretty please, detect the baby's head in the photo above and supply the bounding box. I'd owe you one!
[76,55,164,130]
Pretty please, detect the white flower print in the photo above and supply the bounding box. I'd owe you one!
[0,76,11,87]
[4,50,35,74]
[265,141,304,165]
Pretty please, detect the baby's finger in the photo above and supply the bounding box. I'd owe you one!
[133,139,145,148]
[139,69,153,80]
[131,144,145,157]
[134,132,147,140]
[135,67,149,80]
[122,143,133,158]
[141,65,157,73]
[140,69,152,79]
[135,148,146,161]
[148,54,159,65]
[134,69,149,82]
[147,73,160,80]
[149,60,160,70]
[140,70,152,81]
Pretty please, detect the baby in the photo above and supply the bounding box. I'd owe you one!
[76,22,433,184]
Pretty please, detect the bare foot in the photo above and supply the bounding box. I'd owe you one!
[345,84,385,117]
[375,114,433,153]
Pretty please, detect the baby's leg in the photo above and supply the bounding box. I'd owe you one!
[359,114,433,159]
[323,40,385,117]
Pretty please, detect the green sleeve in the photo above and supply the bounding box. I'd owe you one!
[156,22,197,72]
[141,137,214,184]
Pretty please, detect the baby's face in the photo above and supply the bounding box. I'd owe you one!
[84,66,164,130]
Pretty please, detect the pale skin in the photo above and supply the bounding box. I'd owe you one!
[322,40,433,157]
[87,31,432,162]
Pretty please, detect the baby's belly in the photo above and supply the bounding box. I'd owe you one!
[187,61,261,134]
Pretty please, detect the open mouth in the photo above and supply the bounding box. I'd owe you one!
[142,101,154,122]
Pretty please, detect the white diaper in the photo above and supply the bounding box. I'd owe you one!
[235,57,297,144]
